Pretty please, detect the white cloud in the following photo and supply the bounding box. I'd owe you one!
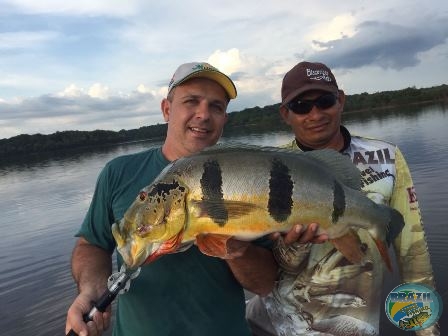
[58,84,84,98]
[208,49,243,75]
[88,83,109,99]
[136,84,151,94]
[308,14,357,51]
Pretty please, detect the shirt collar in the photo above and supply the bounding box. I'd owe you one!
[294,125,351,152]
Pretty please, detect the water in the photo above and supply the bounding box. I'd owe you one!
[0,104,446,335]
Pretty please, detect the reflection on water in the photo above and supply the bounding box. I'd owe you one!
[0,140,163,336]
[0,105,446,335]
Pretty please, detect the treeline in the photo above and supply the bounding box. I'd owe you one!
[1,84,447,159]
[224,84,448,135]
[343,85,448,112]
[0,124,168,159]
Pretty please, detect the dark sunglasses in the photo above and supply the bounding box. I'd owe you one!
[286,93,338,115]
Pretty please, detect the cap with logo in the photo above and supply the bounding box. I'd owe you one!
[168,62,237,99]
[281,61,339,106]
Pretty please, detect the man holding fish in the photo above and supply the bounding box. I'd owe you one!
[65,62,321,336]
[246,62,440,335]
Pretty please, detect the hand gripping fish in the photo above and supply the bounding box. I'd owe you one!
[112,144,404,270]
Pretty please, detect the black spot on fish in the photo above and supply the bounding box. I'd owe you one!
[148,181,186,198]
[200,160,228,225]
[268,158,293,222]
[332,180,345,223]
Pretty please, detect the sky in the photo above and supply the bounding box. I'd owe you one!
[1,0,447,140]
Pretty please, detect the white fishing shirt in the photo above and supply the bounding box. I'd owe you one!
[259,132,438,336]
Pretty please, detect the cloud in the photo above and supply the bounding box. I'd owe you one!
[307,14,357,49]
[310,19,448,70]
[208,49,243,76]
[88,83,110,99]
[0,85,165,138]
[1,1,448,139]
[57,84,85,98]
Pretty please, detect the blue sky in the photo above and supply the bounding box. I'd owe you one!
[1,0,447,139]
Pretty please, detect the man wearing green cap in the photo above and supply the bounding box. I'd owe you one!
[65,62,279,336]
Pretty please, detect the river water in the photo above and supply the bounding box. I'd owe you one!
[0,103,446,335]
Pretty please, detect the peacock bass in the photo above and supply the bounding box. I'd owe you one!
[112,144,404,270]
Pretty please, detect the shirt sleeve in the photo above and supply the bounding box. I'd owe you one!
[391,148,440,335]
[76,162,116,253]
[390,148,436,287]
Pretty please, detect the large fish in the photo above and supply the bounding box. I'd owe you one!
[112,144,404,270]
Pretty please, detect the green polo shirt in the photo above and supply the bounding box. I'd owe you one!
[78,147,251,336]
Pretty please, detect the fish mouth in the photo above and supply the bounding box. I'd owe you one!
[129,252,145,268]
[117,247,141,269]
[117,242,154,269]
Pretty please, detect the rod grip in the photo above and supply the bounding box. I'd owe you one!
[65,288,117,336]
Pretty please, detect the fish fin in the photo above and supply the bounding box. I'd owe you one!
[191,199,258,225]
[223,200,259,218]
[372,238,393,272]
[329,229,366,265]
[198,142,281,154]
[304,149,361,190]
[195,233,233,258]
[143,232,185,264]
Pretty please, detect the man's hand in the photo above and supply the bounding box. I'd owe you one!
[271,223,328,273]
[271,223,328,245]
[67,237,113,336]
[65,291,111,336]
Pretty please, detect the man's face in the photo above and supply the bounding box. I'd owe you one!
[280,90,345,150]
[161,77,229,160]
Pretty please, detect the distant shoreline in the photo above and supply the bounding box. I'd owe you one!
[343,98,447,114]
[1,85,447,160]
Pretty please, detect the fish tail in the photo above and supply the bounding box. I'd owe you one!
[367,205,404,272]
[385,207,405,245]
[374,204,405,245]
[372,237,393,272]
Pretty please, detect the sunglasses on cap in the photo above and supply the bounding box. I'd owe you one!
[286,93,338,115]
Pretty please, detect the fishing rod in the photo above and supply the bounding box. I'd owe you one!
[66,265,140,336]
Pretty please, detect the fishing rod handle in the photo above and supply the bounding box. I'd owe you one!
[65,288,117,336]
[66,266,137,336]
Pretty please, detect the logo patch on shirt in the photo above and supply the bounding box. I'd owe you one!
[385,283,442,331]
[352,148,395,165]
[360,166,395,188]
